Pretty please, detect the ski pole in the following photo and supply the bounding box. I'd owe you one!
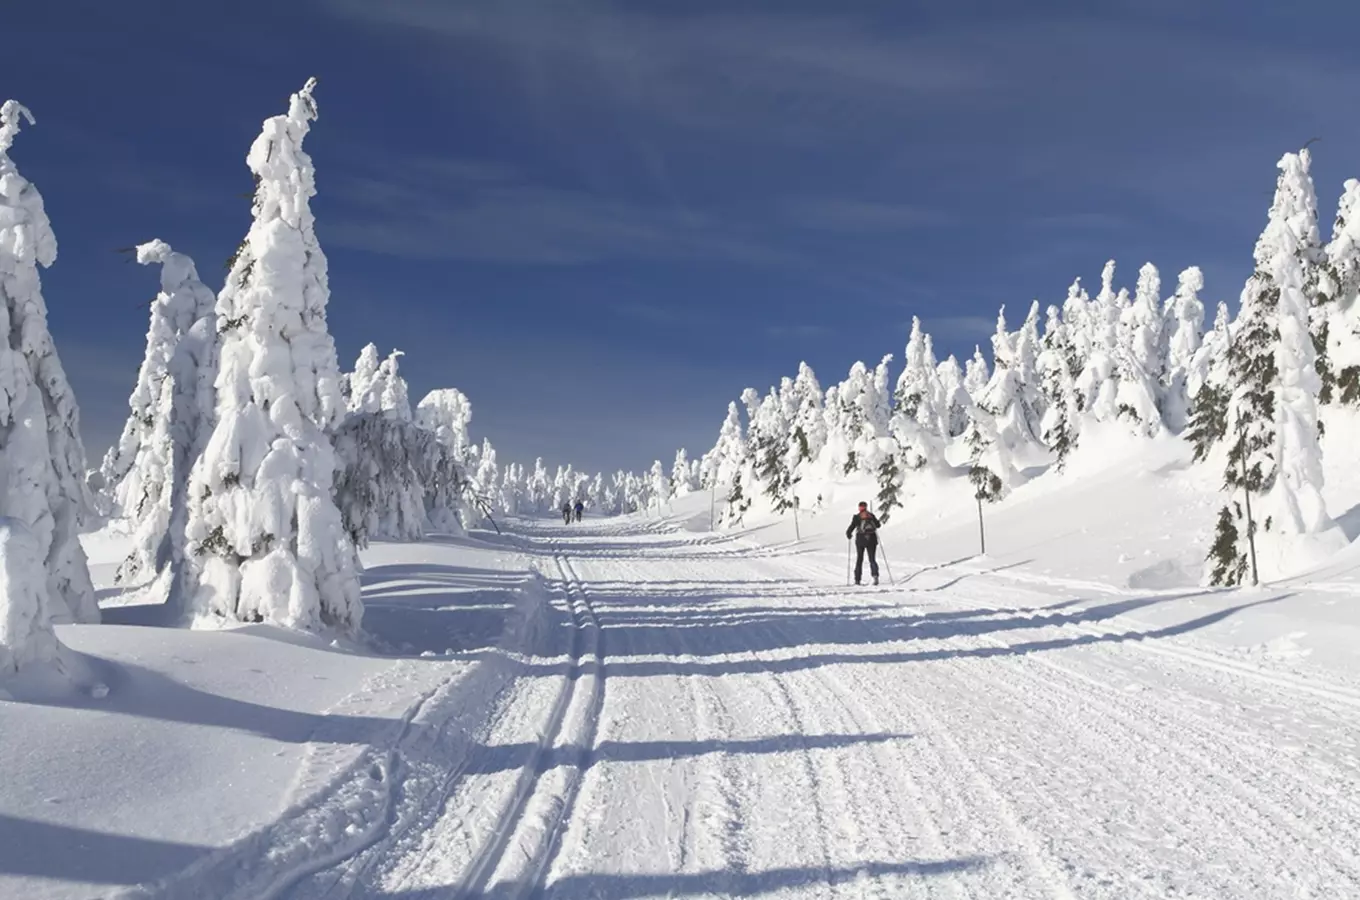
[845,538,852,587]
[878,539,895,587]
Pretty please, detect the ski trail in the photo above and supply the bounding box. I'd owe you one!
[472,547,605,899]
[770,545,1360,897]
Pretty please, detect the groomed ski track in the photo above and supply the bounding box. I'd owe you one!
[281,515,1360,899]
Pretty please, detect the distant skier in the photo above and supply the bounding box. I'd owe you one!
[562,502,573,525]
[845,501,882,586]
[574,499,584,523]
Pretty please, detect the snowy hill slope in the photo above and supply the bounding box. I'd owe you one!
[707,410,1360,684]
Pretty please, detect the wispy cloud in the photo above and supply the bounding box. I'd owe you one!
[314,2,996,145]
[323,155,789,266]
[782,197,955,233]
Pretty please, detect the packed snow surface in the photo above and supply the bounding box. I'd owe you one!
[4,446,1360,898]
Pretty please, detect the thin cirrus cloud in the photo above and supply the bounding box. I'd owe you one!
[321,155,954,268]
[314,0,998,145]
[780,198,957,233]
[322,158,790,266]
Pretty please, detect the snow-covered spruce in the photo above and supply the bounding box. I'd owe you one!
[1205,148,1339,584]
[1115,262,1166,435]
[415,388,473,463]
[1163,266,1206,431]
[0,518,61,676]
[670,448,695,497]
[705,401,749,527]
[341,343,381,412]
[1323,178,1360,406]
[977,306,1044,486]
[1037,305,1080,468]
[1077,260,1125,424]
[0,100,97,625]
[183,79,361,632]
[343,344,412,421]
[333,414,464,545]
[100,241,218,608]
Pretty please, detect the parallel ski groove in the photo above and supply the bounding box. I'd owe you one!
[467,541,605,899]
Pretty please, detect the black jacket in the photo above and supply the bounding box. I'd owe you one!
[846,513,882,544]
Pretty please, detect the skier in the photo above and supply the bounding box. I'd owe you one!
[574,499,584,523]
[562,502,572,525]
[845,501,882,586]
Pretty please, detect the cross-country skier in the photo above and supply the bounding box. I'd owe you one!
[562,502,573,525]
[574,499,584,522]
[845,501,882,586]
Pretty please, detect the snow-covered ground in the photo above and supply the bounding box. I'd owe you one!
[4,437,1360,898]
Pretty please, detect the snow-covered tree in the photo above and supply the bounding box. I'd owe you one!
[527,458,551,513]
[103,241,218,607]
[1062,277,1092,383]
[333,414,440,544]
[710,402,749,526]
[964,346,990,399]
[474,439,499,501]
[183,79,360,632]
[1185,302,1233,462]
[1163,266,1206,431]
[936,356,970,438]
[1114,262,1166,434]
[415,388,473,462]
[886,318,945,497]
[786,362,826,480]
[1037,305,1080,467]
[0,100,97,626]
[1205,148,1335,584]
[1323,178,1360,406]
[979,308,1044,480]
[367,350,411,420]
[745,388,792,513]
[671,448,695,496]
[343,343,381,413]
[1077,261,1125,424]
[965,404,1006,507]
[648,460,671,513]
[0,519,63,675]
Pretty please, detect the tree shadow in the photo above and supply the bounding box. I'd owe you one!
[922,559,1033,591]
[462,731,914,778]
[896,555,976,587]
[375,857,990,899]
[589,592,1294,680]
[0,813,210,885]
[16,657,437,746]
[1335,501,1360,542]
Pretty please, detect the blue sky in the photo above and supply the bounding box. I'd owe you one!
[8,1,1360,473]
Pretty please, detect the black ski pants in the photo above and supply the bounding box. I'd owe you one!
[855,539,879,583]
